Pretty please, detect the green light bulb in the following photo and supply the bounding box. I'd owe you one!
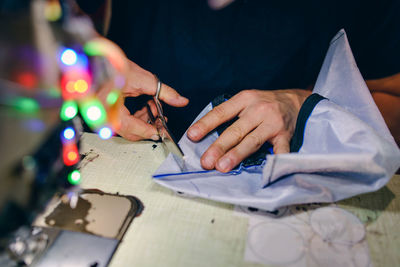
[106,90,120,106]
[60,100,78,121]
[68,170,81,185]
[13,97,39,113]
[84,41,102,57]
[79,98,107,128]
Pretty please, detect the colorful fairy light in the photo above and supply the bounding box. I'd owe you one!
[59,49,89,71]
[60,100,78,121]
[63,127,75,140]
[98,127,113,140]
[16,71,37,89]
[76,53,89,69]
[80,98,107,128]
[74,79,88,93]
[45,0,62,22]
[106,90,120,106]
[68,170,81,185]
[68,150,77,161]
[87,106,102,121]
[62,143,79,166]
[65,81,75,93]
[54,38,126,183]
[83,41,102,56]
[60,70,92,99]
[13,97,40,113]
[83,39,125,72]
[4,30,128,191]
[61,48,78,66]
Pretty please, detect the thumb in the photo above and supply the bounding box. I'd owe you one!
[118,106,159,141]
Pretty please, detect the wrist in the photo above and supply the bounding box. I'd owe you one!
[283,88,313,111]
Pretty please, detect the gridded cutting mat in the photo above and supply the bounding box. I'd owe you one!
[79,133,248,267]
[79,133,400,267]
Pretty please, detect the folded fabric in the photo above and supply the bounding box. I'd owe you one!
[153,30,400,211]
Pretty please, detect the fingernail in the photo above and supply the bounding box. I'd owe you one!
[217,157,231,172]
[188,127,200,139]
[202,155,215,169]
[151,134,160,141]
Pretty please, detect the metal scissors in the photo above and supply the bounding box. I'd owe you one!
[146,76,185,159]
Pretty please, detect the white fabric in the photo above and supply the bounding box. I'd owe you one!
[153,30,400,211]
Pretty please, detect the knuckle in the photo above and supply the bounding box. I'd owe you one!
[208,142,226,157]
[193,120,207,134]
[238,89,256,101]
[247,134,264,149]
[257,101,281,114]
[269,101,281,111]
[227,125,245,142]
[211,105,226,120]
[254,102,272,114]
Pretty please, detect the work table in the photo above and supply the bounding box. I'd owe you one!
[79,132,400,267]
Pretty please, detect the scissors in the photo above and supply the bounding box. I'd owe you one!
[146,76,185,159]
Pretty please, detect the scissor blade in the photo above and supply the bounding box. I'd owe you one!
[158,118,184,159]
[147,103,184,159]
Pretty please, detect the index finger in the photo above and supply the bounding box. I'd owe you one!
[158,82,189,108]
[187,97,245,141]
[124,61,189,107]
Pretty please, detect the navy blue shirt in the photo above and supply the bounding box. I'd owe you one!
[84,0,400,138]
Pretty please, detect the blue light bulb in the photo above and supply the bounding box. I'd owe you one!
[63,127,75,140]
[61,48,78,66]
[98,127,112,140]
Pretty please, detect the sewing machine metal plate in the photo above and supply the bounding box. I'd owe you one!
[8,190,144,267]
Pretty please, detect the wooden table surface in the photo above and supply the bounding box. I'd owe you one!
[79,133,400,267]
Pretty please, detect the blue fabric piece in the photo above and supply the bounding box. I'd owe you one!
[153,30,400,211]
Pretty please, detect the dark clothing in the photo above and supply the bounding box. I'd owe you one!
[83,0,400,138]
